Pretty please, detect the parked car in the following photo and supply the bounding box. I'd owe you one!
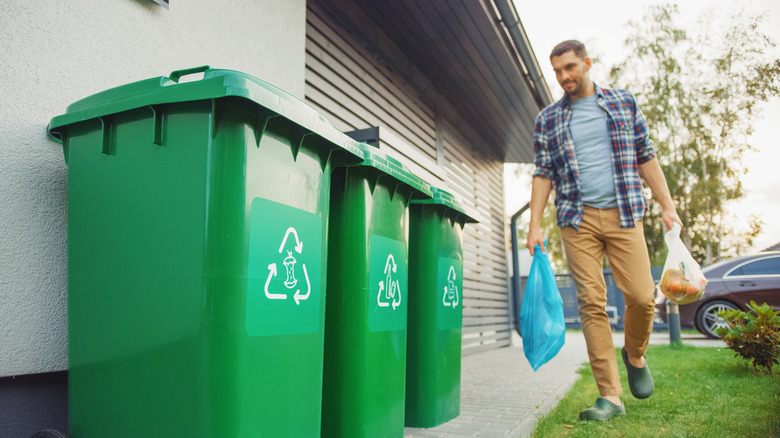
[654,251,780,338]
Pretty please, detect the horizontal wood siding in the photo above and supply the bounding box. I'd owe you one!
[440,124,511,353]
[306,0,511,355]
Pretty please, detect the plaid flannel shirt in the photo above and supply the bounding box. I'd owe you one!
[533,84,656,230]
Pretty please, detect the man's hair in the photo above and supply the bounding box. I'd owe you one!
[550,40,588,60]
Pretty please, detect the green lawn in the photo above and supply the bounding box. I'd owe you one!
[531,344,780,437]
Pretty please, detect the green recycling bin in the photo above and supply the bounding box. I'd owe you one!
[48,66,361,438]
[405,187,477,428]
[321,143,431,438]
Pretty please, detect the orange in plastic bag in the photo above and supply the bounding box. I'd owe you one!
[660,224,707,305]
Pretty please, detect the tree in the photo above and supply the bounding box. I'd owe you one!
[609,3,779,266]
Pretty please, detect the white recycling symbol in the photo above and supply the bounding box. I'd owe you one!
[377,254,402,310]
[265,227,311,305]
[442,265,459,308]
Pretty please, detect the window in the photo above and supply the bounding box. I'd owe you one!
[727,256,780,277]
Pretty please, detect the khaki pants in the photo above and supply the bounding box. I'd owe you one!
[560,207,655,397]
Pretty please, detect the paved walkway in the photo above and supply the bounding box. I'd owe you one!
[404,331,725,438]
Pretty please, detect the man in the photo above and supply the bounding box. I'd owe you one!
[526,40,681,421]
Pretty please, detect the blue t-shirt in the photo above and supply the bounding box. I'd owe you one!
[569,94,618,209]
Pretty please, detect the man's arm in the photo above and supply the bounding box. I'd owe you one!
[638,157,682,230]
[526,176,552,255]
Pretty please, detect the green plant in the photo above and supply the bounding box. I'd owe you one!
[716,301,780,373]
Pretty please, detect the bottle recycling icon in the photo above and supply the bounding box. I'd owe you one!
[265,227,311,305]
[378,254,402,310]
[443,265,459,307]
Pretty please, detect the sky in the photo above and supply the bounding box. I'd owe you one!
[507,0,780,254]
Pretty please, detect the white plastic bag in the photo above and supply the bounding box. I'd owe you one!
[660,223,707,305]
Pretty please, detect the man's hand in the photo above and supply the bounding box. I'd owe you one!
[526,227,546,256]
[662,209,683,231]
[638,158,683,231]
[526,177,552,256]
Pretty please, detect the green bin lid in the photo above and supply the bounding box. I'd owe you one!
[352,142,432,200]
[48,66,361,158]
[411,186,478,223]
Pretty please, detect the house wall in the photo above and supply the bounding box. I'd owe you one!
[306,0,511,354]
[1,1,306,433]
[0,0,306,380]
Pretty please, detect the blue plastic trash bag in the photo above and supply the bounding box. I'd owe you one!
[520,244,566,371]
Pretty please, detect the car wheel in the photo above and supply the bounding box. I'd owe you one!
[695,300,738,339]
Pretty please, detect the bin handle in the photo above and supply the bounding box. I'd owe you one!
[169,65,212,83]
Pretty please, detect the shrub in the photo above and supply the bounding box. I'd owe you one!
[715,301,780,374]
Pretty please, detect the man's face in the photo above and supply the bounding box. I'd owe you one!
[551,51,592,98]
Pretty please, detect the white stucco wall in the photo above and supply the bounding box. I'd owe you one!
[0,0,307,377]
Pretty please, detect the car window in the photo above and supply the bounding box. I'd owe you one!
[727,257,780,277]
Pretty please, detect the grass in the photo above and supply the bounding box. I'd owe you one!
[531,344,780,437]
